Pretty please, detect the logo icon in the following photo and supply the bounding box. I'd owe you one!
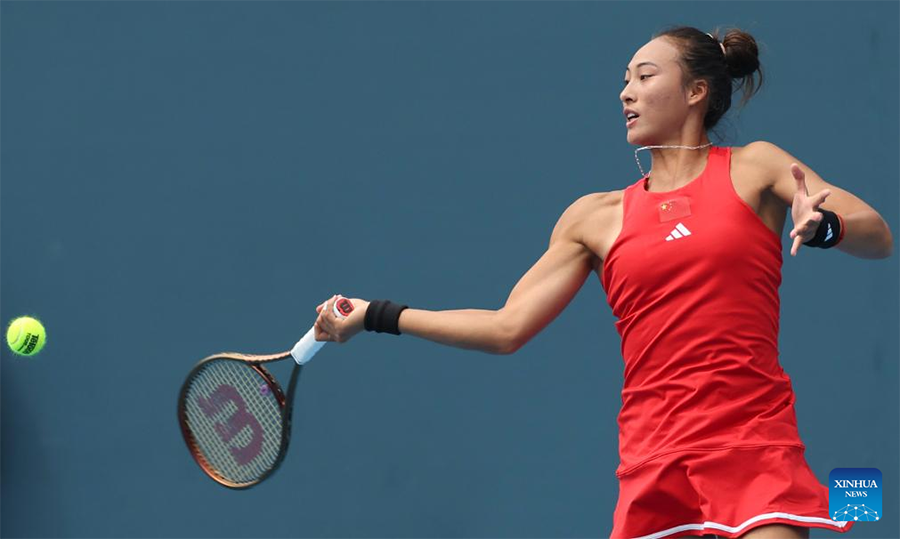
[829,468,881,522]
[665,222,692,241]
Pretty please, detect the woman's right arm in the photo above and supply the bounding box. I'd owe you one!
[397,194,601,355]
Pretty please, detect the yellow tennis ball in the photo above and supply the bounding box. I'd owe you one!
[6,316,46,356]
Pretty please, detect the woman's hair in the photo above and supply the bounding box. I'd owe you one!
[652,25,764,134]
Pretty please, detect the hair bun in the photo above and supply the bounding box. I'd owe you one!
[721,30,760,79]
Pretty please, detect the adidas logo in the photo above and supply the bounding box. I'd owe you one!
[665,222,692,241]
[825,223,833,241]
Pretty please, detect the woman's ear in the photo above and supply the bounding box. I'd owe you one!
[687,78,710,106]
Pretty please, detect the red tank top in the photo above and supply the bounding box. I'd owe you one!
[600,145,806,478]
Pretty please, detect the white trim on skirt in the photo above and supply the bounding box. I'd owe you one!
[631,511,853,539]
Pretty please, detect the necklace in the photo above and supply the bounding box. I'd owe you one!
[634,142,713,178]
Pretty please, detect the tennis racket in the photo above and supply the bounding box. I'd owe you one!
[178,296,355,489]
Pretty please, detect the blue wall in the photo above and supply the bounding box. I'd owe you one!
[2,2,897,537]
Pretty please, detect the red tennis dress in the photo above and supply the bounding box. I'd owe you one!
[599,146,854,538]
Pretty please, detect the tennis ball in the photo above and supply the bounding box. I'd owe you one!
[6,316,46,356]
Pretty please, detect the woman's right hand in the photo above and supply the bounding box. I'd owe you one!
[314,294,370,344]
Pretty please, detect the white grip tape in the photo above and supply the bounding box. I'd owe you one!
[291,297,346,365]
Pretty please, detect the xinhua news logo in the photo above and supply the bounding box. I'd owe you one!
[829,468,881,522]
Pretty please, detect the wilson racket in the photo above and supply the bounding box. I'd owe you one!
[178,296,355,489]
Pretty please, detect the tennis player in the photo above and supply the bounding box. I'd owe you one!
[312,25,893,539]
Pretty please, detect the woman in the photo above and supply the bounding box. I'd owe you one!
[311,25,893,539]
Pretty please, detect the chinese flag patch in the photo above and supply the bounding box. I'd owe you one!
[658,196,692,223]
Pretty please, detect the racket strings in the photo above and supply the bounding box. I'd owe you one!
[188,363,281,481]
[184,360,285,484]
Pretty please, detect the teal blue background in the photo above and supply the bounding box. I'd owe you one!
[2,2,897,537]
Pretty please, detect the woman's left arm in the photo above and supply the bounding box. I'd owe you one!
[751,140,894,259]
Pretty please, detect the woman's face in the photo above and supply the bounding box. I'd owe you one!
[620,37,705,146]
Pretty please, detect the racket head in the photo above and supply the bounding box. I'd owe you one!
[178,351,300,489]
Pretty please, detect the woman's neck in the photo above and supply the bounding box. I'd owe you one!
[643,142,712,192]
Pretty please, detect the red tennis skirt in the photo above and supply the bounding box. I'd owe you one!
[610,444,856,538]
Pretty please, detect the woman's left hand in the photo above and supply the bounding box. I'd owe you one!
[788,163,831,257]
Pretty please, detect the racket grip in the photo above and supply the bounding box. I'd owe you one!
[292,326,324,365]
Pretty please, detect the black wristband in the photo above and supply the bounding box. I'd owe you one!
[364,300,409,335]
[802,208,843,249]
[364,300,384,332]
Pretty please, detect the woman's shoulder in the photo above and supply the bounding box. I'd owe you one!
[568,191,625,215]
[729,139,784,169]
[563,191,625,239]
[560,192,625,273]
[729,140,788,192]
[552,192,623,236]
